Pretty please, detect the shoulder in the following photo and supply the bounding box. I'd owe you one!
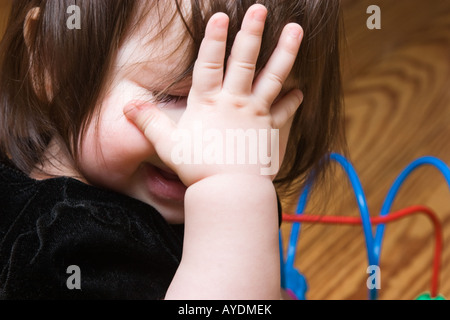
[0,160,182,245]
[0,161,183,299]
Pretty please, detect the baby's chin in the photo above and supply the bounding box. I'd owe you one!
[142,196,186,225]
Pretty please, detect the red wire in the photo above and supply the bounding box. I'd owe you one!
[282,205,443,298]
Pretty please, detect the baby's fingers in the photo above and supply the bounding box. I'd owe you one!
[271,89,304,129]
[223,4,267,95]
[124,103,176,160]
[253,24,303,106]
[191,13,229,99]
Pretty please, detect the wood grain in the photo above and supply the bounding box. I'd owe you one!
[281,0,450,300]
[0,0,11,40]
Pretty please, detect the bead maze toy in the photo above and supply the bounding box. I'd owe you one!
[280,153,449,300]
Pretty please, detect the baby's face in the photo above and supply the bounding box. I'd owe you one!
[77,8,293,224]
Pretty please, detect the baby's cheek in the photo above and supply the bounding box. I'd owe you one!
[79,114,156,188]
[103,120,155,169]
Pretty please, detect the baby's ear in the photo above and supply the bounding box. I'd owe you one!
[23,7,53,102]
[24,7,40,50]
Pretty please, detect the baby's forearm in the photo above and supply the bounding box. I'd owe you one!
[165,174,281,300]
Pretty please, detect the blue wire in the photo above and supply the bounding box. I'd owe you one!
[285,153,378,299]
[286,182,311,269]
[329,154,379,300]
[329,153,376,268]
[283,154,450,300]
[279,232,286,289]
[374,156,450,262]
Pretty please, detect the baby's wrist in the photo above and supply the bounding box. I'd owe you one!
[185,173,277,216]
[188,173,274,193]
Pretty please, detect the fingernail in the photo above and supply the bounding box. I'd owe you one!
[289,25,302,39]
[252,9,267,22]
[214,15,229,29]
[124,103,144,119]
[124,104,136,114]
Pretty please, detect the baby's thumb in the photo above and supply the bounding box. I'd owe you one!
[124,102,175,149]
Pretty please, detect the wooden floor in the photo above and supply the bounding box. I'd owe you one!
[2,0,450,300]
[0,0,11,40]
[281,0,450,300]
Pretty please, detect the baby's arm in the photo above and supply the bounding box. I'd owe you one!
[171,174,280,299]
[125,5,303,299]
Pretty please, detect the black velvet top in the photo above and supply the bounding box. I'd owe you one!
[0,160,283,300]
[0,161,184,300]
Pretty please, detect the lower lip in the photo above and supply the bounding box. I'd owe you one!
[144,164,187,202]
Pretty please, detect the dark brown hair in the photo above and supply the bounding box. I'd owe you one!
[0,0,346,202]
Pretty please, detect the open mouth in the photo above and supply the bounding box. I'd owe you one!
[156,166,181,181]
[143,163,187,202]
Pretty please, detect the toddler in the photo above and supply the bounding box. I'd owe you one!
[0,0,344,299]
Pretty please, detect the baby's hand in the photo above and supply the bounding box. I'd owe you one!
[125,4,303,187]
